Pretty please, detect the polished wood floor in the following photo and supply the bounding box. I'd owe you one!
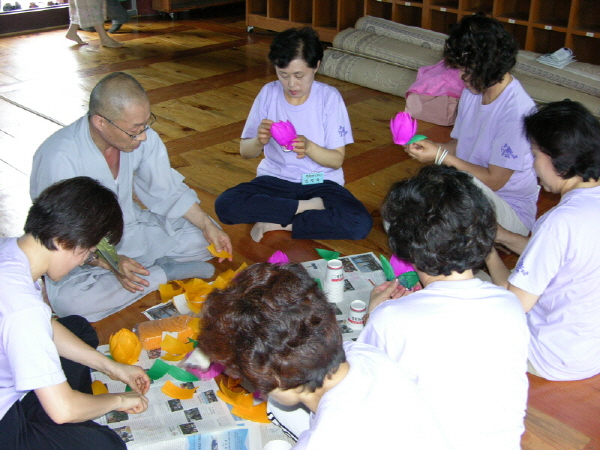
[0,6,597,449]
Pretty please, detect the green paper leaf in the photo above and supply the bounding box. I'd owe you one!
[168,365,199,382]
[399,271,420,289]
[316,248,340,261]
[379,255,396,281]
[407,134,427,145]
[187,338,199,348]
[146,359,171,380]
[96,237,120,274]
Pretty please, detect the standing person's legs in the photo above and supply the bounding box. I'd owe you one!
[106,0,128,32]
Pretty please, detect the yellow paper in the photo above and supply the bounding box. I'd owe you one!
[161,380,197,400]
[232,401,270,423]
[234,262,248,274]
[211,276,228,290]
[161,352,186,361]
[158,280,185,302]
[206,243,233,260]
[161,334,194,355]
[109,329,142,365]
[91,380,109,395]
[217,379,253,408]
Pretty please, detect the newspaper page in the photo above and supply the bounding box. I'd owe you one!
[93,345,237,449]
[302,252,387,341]
[135,421,294,450]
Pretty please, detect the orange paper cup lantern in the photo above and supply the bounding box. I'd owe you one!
[109,328,142,365]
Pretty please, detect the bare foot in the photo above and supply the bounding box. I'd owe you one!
[296,197,325,215]
[65,32,87,45]
[250,222,292,243]
[100,38,124,48]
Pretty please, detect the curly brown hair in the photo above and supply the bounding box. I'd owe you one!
[444,13,518,93]
[198,263,346,394]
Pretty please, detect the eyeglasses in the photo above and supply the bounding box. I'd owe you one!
[100,112,157,140]
[84,251,99,265]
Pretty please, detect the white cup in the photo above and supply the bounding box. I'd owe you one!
[347,299,367,330]
[323,259,344,303]
[263,440,293,450]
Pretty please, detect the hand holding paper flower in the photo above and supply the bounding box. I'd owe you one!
[390,111,427,145]
[270,120,297,151]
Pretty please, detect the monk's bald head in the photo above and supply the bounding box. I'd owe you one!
[89,72,148,120]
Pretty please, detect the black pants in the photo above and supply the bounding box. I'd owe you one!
[215,176,373,240]
[0,316,126,450]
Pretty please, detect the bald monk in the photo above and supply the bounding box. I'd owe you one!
[31,72,232,322]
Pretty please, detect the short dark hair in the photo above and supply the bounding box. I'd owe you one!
[198,263,346,394]
[524,100,600,182]
[444,13,518,92]
[268,27,323,69]
[381,165,496,276]
[25,177,123,251]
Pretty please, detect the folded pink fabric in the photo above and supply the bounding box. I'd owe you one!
[407,60,465,98]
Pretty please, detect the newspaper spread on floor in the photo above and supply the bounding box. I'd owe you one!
[94,345,296,449]
[301,252,387,341]
[93,345,237,449]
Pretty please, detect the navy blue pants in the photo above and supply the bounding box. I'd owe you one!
[0,316,126,450]
[215,176,373,240]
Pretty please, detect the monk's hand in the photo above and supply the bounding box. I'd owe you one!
[116,255,150,292]
[203,223,233,262]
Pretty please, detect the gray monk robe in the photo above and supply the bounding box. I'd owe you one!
[31,116,212,321]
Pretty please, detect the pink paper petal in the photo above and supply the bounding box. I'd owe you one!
[390,254,414,276]
[186,362,224,381]
[390,111,418,146]
[267,250,289,264]
[271,120,297,150]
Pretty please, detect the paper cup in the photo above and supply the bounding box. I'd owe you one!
[263,440,293,450]
[347,299,367,330]
[323,259,344,303]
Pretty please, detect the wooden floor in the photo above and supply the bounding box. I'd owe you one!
[0,6,598,449]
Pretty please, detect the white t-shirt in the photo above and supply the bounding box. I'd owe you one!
[0,238,66,420]
[242,80,353,185]
[358,278,529,450]
[451,78,538,230]
[293,341,450,450]
[510,186,600,380]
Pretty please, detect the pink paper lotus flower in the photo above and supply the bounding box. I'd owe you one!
[390,111,418,145]
[267,250,289,264]
[390,254,414,276]
[270,120,297,151]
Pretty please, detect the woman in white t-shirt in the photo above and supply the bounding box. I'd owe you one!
[486,100,600,381]
[0,177,150,450]
[406,13,538,236]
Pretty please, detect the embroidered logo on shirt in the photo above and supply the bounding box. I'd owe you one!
[501,144,518,159]
[515,261,529,276]
[338,126,348,137]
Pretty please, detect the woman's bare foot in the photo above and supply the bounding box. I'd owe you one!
[65,31,87,45]
[296,197,325,215]
[250,222,292,243]
[100,37,124,48]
